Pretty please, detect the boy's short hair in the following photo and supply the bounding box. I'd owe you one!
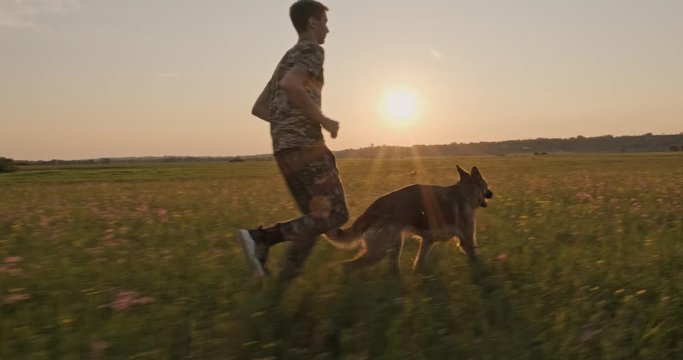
[290,0,328,33]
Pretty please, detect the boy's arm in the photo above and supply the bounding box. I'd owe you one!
[251,83,271,122]
[279,67,338,138]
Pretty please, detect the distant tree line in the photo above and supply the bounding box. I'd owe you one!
[20,155,273,166]
[0,157,17,173]
[335,133,683,159]
[9,133,683,166]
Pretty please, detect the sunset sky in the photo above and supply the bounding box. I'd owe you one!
[2,0,681,160]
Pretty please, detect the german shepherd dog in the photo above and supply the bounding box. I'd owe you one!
[327,165,493,276]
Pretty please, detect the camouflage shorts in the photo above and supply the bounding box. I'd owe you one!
[275,145,349,240]
[274,145,349,280]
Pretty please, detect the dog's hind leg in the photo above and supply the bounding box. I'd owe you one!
[413,236,435,273]
[385,229,404,278]
[342,248,386,273]
[342,225,391,273]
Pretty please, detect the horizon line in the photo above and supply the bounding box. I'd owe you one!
[6,131,681,162]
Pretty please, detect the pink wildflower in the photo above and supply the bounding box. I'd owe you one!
[111,291,155,311]
[3,293,31,304]
[156,209,169,222]
[4,256,23,264]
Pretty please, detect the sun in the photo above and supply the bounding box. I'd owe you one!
[382,88,419,124]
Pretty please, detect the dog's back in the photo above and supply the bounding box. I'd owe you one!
[326,184,457,247]
[353,184,457,232]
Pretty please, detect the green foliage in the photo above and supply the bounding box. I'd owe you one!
[0,157,17,173]
[0,154,682,357]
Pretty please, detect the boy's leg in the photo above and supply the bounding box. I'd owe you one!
[237,146,348,279]
[275,146,349,281]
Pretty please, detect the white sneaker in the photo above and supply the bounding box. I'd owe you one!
[236,229,266,277]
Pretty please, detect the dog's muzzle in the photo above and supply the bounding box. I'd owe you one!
[481,190,493,208]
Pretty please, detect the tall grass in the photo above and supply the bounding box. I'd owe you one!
[1,153,681,358]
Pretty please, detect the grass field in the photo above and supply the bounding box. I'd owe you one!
[1,153,682,359]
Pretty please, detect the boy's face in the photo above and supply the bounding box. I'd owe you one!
[310,13,329,44]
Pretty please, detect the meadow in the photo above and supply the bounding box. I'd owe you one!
[1,153,682,359]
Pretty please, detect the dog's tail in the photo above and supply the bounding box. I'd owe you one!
[324,214,375,249]
[324,227,361,249]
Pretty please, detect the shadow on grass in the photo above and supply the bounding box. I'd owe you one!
[464,260,548,358]
[235,260,547,359]
[236,271,406,359]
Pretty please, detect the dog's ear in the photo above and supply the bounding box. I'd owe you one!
[471,166,482,179]
[456,165,471,180]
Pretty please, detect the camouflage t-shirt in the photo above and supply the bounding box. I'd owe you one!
[267,40,325,152]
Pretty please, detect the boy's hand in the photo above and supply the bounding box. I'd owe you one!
[322,117,339,139]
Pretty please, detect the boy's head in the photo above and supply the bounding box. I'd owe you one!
[290,0,329,43]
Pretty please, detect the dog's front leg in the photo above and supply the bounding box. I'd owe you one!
[453,216,477,261]
[413,236,435,273]
[458,227,477,261]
